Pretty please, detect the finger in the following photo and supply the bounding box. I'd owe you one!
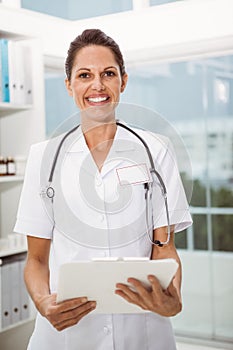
[116,278,146,293]
[115,283,136,296]
[115,283,139,301]
[115,281,148,307]
[54,304,96,331]
[115,289,134,303]
[148,275,163,294]
[115,282,128,289]
[127,278,150,294]
[116,278,151,300]
[55,301,96,324]
[115,285,150,311]
[166,280,178,296]
[56,297,89,313]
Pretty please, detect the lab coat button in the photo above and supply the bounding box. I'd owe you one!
[100,214,105,222]
[95,177,103,186]
[103,326,111,334]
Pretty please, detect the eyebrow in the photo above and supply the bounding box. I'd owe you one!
[104,66,118,70]
[76,66,118,72]
[76,68,91,72]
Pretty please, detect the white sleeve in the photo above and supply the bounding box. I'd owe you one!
[151,137,192,233]
[14,142,54,239]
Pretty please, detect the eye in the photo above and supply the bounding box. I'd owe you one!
[78,72,90,79]
[103,70,116,77]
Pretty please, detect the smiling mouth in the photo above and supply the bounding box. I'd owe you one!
[87,96,110,103]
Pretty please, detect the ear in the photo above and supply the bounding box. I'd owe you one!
[65,78,73,96]
[120,73,128,93]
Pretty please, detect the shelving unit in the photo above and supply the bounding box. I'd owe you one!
[0,28,46,333]
[0,176,24,183]
[0,29,46,238]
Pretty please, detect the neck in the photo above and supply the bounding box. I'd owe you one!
[82,120,117,150]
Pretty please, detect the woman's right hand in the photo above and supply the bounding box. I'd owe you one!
[24,237,96,331]
[36,293,96,331]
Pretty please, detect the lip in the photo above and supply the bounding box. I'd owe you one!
[85,94,110,106]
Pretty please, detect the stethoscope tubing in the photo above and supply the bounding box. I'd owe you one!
[45,121,171,246]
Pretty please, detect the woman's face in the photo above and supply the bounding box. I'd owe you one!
[65,45,128,118]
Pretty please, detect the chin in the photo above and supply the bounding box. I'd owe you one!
[81,103,117,125]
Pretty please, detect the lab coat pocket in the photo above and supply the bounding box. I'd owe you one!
[116,163,152,186]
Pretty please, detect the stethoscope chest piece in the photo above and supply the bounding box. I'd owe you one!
[46,186,55,199]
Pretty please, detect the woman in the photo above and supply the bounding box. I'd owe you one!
[15,29,192,349]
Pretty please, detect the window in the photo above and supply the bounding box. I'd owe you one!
[21,0,132,20]
[122,55,233,253]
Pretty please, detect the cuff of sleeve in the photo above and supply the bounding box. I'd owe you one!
[153,209,193,233]
[14,217,53,239]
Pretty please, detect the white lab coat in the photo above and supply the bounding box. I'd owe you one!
[14,123,192,350]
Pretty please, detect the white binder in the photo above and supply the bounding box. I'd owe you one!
[10,261,21,324]
[1,264,12,328]
[8,40,33,104]
[19,260,30,321]
[22,43,33,105]
[57,258,178,313]
[8,40,19,104]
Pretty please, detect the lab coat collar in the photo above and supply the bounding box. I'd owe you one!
[66,121,136,153]
[64,121,138,178]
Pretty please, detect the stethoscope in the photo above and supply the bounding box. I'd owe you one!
[44,121,171,247]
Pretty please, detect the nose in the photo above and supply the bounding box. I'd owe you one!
[91,75,105,91]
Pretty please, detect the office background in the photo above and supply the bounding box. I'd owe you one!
[0,0,232,349]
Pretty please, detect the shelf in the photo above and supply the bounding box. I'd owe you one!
[0,246,27,259]
[0,176,24,183]
[0,102,33,110]
[0,317,34,333]
[0,103,33,116]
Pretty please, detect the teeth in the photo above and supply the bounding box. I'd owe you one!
[88,97,108,103]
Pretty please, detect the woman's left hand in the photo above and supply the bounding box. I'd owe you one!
[115,275,182,317]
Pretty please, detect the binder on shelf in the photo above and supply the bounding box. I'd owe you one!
[8,40,33,105]
[1,264,12,328]
[0,253,29,330]
[0,38,33,105]
[10,261,21,324]
[0,38,10,102]
[8,40,20,104]
[19,260,29,321]
[22,44,33,105]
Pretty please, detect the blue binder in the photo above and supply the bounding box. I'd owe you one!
[0,38,10,102]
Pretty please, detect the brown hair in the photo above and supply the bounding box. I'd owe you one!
[65,29,126,81]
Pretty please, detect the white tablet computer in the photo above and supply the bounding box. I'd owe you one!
[56,258,178,313]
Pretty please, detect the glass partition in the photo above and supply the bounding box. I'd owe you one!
[121,55,233,341]
[45,73,77,136]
